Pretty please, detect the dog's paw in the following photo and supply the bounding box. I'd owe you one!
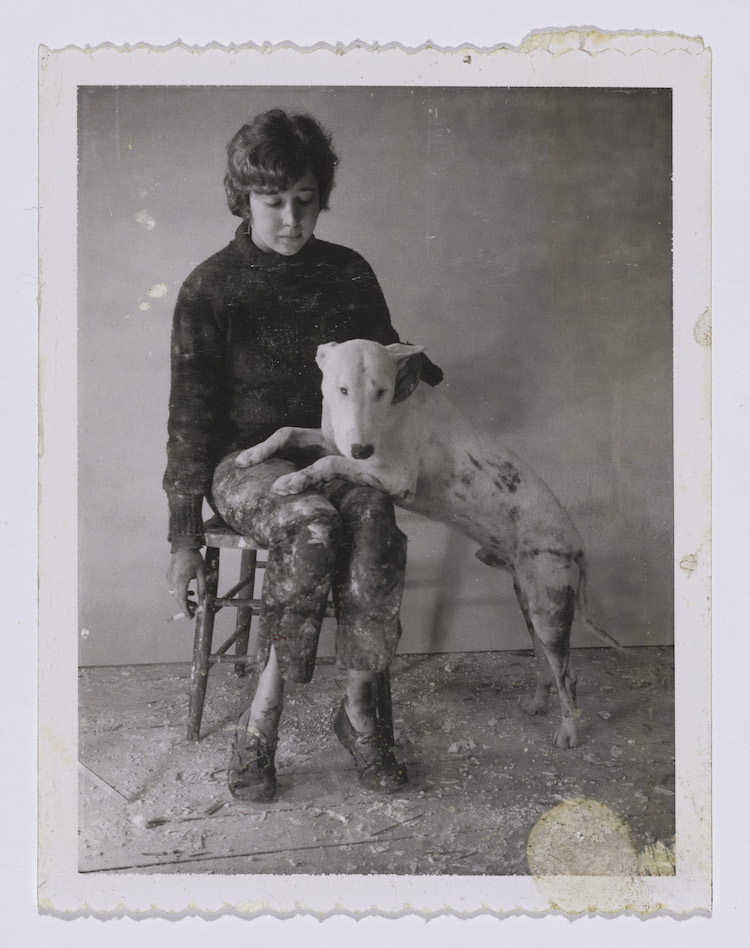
[272,472,307,495]
[520,694,549,716]
[552,725,579,749]
[236,445,267,467]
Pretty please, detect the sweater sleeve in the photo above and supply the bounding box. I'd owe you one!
[163,277,224,550]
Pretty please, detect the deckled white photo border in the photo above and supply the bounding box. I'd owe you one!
[38,34,711,917]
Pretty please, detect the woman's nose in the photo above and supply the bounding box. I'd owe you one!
[282,202,300,226]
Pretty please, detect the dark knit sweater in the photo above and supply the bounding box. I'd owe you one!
[164,224,440,551]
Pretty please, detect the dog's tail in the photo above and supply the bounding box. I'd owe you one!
[574,551,625,652]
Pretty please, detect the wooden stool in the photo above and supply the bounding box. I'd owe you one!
[188,516,395,746]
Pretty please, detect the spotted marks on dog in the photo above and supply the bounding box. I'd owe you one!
[475,548,509,569]
[528,546,572,562]
[546,583,576,624]
[489,459,521,493]
[465,453,522,493]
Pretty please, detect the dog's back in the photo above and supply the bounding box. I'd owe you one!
[380,383,584,571]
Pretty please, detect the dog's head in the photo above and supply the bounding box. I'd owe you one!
[316,339,425,460]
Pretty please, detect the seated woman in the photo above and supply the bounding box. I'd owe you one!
[164,108,442,802]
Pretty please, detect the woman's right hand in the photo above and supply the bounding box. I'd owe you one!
[167,549,207,619]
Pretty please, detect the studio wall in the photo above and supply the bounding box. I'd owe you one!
[77,85,672,665]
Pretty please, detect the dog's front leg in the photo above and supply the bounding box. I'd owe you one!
[272,457,387,495]
[235,427,327,467]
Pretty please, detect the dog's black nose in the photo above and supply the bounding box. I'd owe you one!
[351,443,374,460]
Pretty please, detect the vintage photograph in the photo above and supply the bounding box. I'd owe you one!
[38,38,711,916]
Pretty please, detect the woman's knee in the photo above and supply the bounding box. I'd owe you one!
[209,453,297,534]
[270,500,342,579]
[338,486,396,526]
[338,487,404,556]
[331,492,407,606]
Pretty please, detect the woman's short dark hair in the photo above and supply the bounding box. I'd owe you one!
[224,108,339,218]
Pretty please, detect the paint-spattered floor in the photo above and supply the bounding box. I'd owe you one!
[79,647,674,876]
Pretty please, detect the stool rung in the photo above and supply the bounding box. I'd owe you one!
[219,574,256,601]
[213,596,264,609]
[212,597,337,617]
[210,653,256,666]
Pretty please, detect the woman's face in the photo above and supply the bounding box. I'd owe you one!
[248,169,321,256]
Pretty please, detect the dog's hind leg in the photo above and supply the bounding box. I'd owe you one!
[514,553,579,749]
[513,577,554,716]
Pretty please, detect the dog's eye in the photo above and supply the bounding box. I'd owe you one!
[339,387,348,396]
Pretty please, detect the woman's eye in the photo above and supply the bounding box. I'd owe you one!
[376,389,386,399]
[340,387,348,396]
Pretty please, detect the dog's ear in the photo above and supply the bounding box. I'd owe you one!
[316,342,338,369]
[385,343,425,366]
[389,344,426,404]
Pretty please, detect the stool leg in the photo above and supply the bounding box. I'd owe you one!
[375,668,395,749]
[187,546,219,742]
[234,548,256,677]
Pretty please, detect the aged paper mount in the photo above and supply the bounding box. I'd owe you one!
[38,33,711,917]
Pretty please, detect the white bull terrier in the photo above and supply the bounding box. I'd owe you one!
[237,338,622,749]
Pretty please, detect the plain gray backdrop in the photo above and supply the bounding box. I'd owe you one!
[77,85,672,665]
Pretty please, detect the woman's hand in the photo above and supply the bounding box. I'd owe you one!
[167,550,207,619]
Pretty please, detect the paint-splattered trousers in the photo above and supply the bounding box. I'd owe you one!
[209,451,407,684]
